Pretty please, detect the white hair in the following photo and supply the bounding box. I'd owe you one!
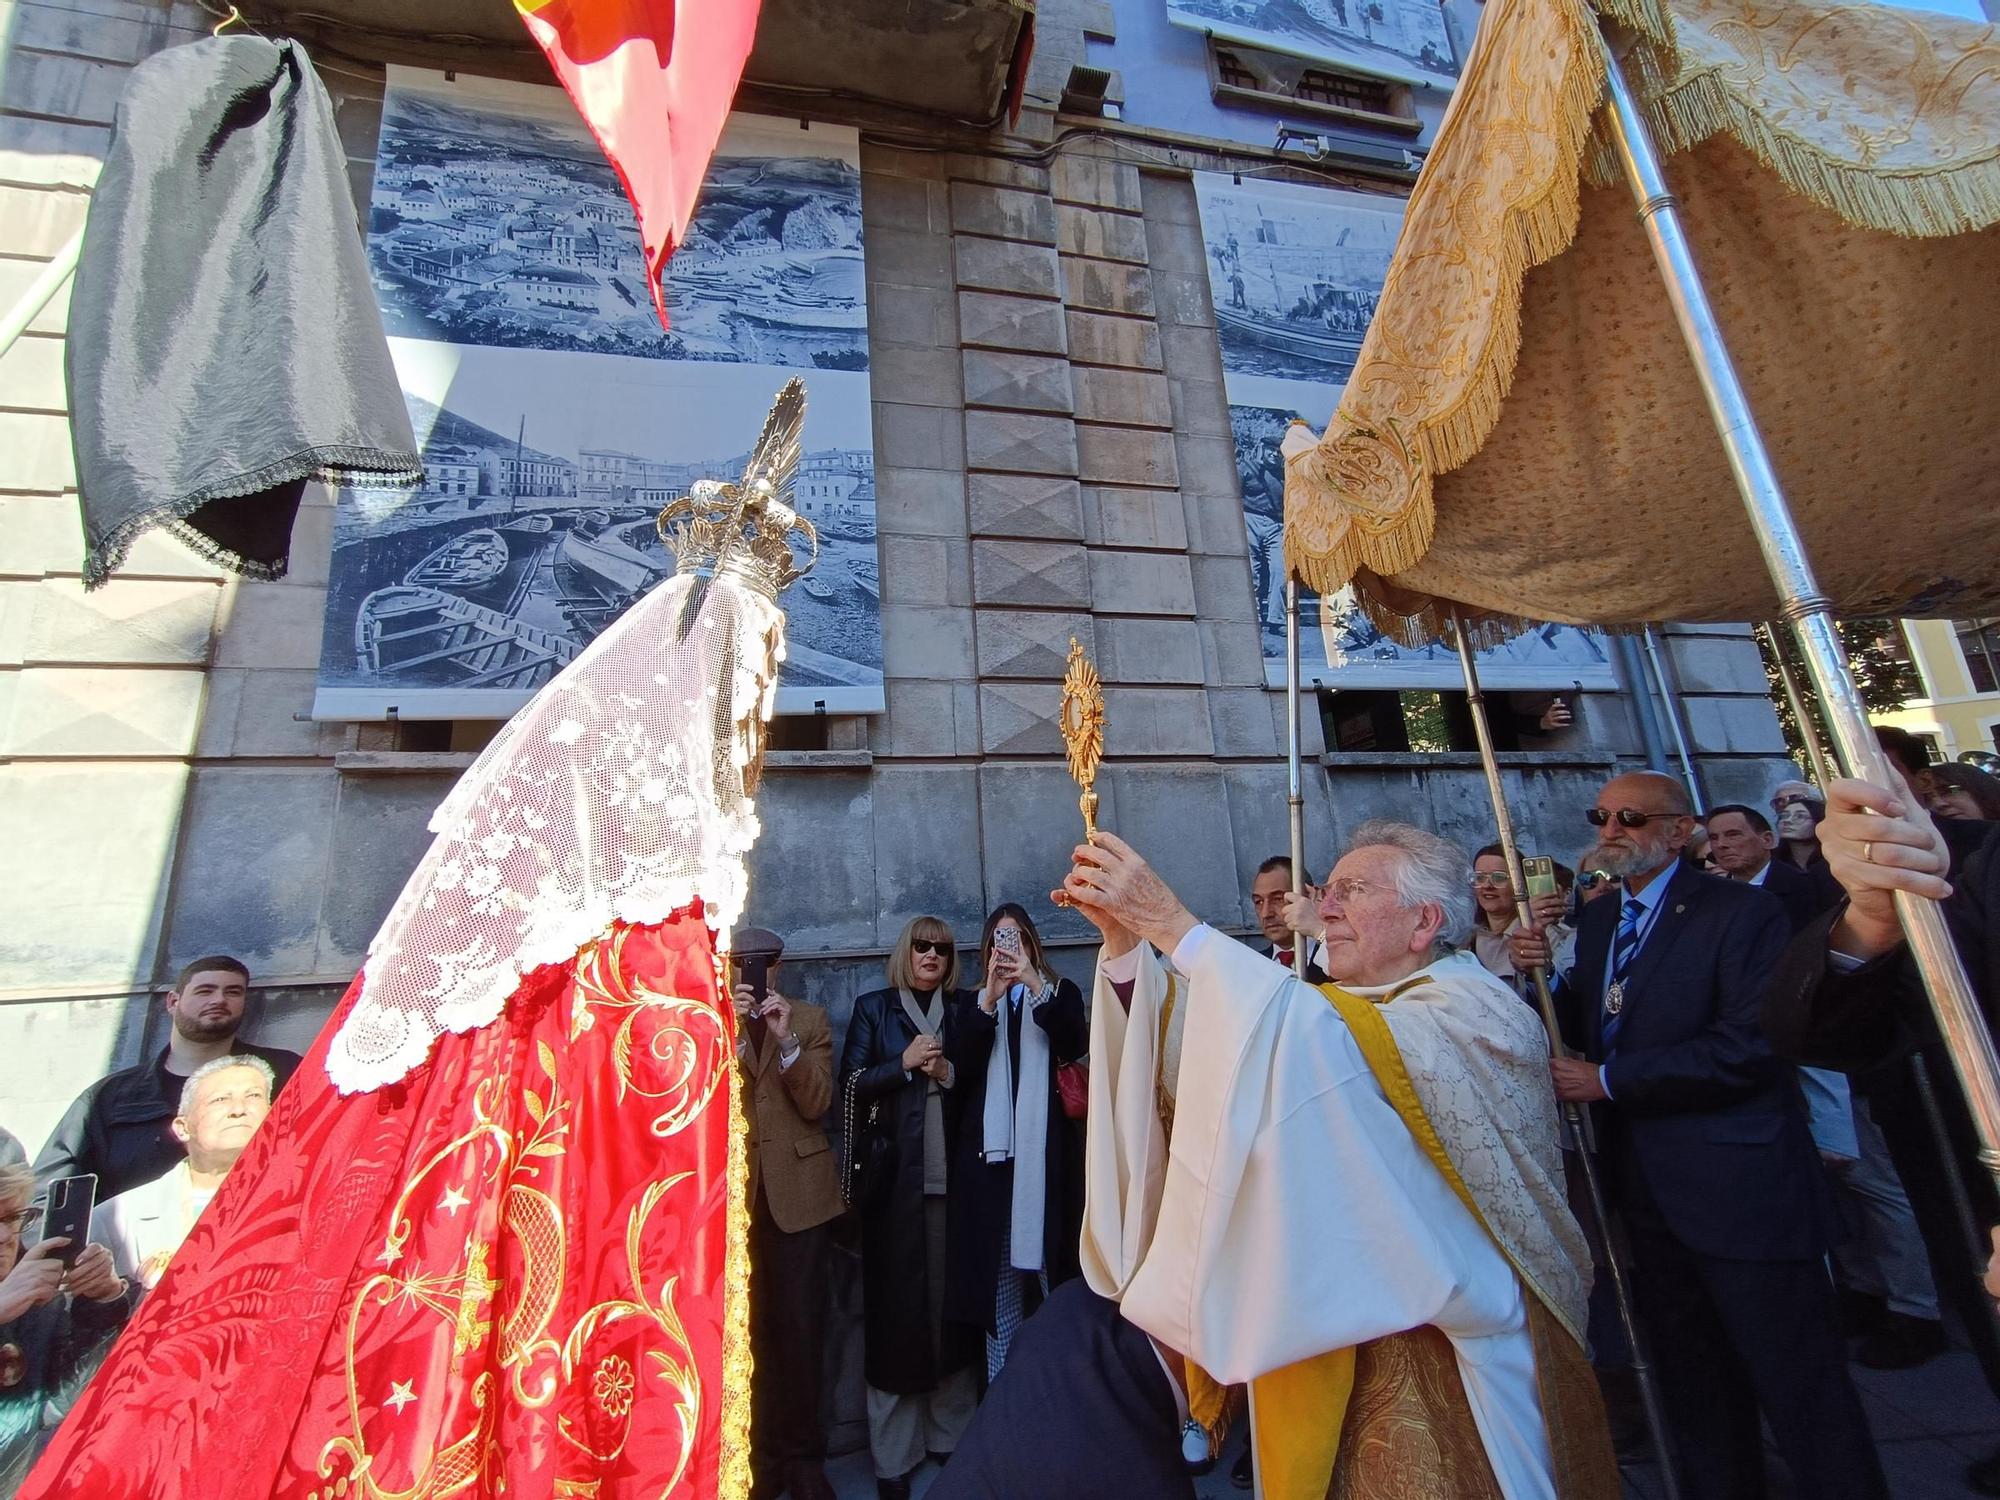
[177,1054,275,1118]
[1347,820,1477,955]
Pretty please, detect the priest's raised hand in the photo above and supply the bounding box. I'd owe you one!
[1054,833,1194,958]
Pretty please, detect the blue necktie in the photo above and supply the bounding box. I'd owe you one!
[1603,898,1645,1051]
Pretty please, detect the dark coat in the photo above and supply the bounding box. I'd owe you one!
[1763,820,2000,1080]
[943,978,1088,1332]
[838,985,978,1395]
[1760,857,1839,936]
[1556,863,1835,1261]
[32,1041,303,1202]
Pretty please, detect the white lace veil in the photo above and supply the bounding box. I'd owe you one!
[327,379,815,1096]
[325,570,784,1094]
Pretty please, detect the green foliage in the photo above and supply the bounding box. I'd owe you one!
[1757,620,1920,771]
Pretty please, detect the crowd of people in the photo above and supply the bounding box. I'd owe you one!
[7,731,2000,1499]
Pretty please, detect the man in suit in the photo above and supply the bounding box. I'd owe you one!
[1246,855,1327,984]
[1513,771,1886,1500]
[1705,803,1834,934]
[732,927,843,1500]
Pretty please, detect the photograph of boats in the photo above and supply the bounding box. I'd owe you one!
[1165,0,1459,91]
[315,357,883,721]
[365,68,867,369]
[1194,173,1400,407]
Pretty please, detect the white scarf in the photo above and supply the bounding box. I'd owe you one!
[981,982,1052,1271]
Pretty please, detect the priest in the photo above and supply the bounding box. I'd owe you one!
[931,821,1616,1500]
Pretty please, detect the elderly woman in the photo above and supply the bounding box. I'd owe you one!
[945,903,1087,1381]
[840,917,980,1500]
[1926,760,2000,822]
[0,1162,130,1492]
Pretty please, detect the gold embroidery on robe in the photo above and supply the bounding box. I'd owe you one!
[1330,1327,1503,1500]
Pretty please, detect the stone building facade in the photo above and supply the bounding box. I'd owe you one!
[0,0,1804,1166]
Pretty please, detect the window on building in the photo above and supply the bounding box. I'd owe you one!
[1215,48,1259,90]
[1320,689,1549,753]
[1295,69,1395,115]
[1956,618,2000,694]
[1205,39,1418,130]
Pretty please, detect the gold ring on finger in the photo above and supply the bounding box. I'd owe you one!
[1862,841,1874,864]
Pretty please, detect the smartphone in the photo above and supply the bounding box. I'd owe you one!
[737,953,770,1004]
[1523,856,1559,905]
[993,926,1022,961]
[41,1174,96,1267]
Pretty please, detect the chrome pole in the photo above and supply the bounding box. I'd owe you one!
[1285,573,1308,979]
[1760,622,1834,787]
[1598,30,2000,1187]
[0,226,82,363]
[1450,610,1681,1499]
[1641,624,1704,802]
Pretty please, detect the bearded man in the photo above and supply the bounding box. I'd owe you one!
[32,957,301,1201]
[932,821,1614,1500]
[1513,771,1885,1500]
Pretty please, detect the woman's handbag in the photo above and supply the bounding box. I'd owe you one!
[1057,1057,1089,1120]
[840,1069,894,1209]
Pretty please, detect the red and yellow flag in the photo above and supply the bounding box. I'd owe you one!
[515,0,764,329]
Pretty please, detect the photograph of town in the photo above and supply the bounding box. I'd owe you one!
[364,77,868,369]
[313,70,881,721]
[1165,0,1460,91]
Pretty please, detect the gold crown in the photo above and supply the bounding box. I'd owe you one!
[655,378,818,601]
[657,484,818,600]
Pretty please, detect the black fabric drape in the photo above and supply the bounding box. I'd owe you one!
[68,35,420,589]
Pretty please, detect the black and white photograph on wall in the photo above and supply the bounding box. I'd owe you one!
[1201,172,1613,692]
[1165,0,1460,91]
[313,67,882,721]
[1194,173,1401,412]
[365,86,867,367]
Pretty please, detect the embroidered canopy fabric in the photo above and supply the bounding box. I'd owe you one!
[1281,0,2000,645]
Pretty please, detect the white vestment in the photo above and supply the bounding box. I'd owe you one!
[91,1160,213,1290]
[1084,927,1585,1500]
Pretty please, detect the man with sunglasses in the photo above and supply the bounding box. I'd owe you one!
[1513,770,1884,1500]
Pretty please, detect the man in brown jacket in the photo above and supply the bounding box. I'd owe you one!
[733,927,844,1500]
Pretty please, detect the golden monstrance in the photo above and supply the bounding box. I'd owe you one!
[1059,636,1104,841]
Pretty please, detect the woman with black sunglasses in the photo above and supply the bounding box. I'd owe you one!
[840,916,981,1500]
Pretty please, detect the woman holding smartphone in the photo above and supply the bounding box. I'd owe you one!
[945,903,1088,1381]
[840,916,980,1500]
[0,1162,128,1491]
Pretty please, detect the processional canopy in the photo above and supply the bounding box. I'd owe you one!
[1281,0,2000,645]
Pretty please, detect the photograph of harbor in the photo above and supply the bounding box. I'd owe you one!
[1165,0,1459,90]
[365,68,868,369]
[1195,173,1401,407]
[314,351,882,720]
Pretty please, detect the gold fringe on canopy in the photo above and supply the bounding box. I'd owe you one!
[1593,0,2000,239]
[1284,0,2000,637]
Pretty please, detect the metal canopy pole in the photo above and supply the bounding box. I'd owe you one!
[1450,611,1682,1498]
[1597,33,2000,1190]
[1641,624,1705,803]
[1760,622,1834,787]
[1285,574,1308,979]
[0,227,82,364]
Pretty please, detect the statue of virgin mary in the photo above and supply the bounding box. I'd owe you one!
[21,382,817,1500]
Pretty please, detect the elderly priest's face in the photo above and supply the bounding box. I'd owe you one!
[1316,845,1445,988]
